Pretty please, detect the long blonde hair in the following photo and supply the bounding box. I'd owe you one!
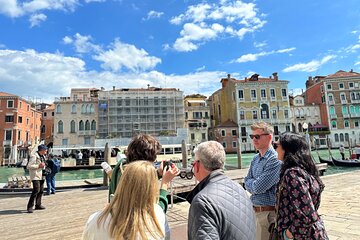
[98,161,164,239]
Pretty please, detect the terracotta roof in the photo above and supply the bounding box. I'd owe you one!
[325,70,360,79]
[221,77,288,83]
[0,92,18,97]
[217,119,238,127]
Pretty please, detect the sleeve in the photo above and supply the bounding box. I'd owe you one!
[158,188,168,213]
[81,213,97,240]
[245,157,281,194]
[188,197,220,240]
[283,170,318,237]
[27,155,39,170]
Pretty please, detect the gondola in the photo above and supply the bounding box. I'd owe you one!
[331,157,360,167]
[318,156,334,166]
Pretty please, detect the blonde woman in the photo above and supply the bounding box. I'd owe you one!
[82,161,166,240]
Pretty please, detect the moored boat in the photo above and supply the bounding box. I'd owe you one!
[318,156,334,166]
[331,157,360,167]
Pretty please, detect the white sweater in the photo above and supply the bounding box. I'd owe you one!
[82,204,166,240]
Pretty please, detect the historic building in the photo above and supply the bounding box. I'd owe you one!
[97,86,184,139]
[53,88,99,147]
[305,70,360,147]
[209,73,291,152]
[0,92,41,165]
[184,95,210,149]
[38,104,55,147]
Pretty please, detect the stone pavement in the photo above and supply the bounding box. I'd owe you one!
[0,170,359,239]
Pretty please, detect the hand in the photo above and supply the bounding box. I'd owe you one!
[285,229,293,239]
[161,164,180,185]
[39,162,45,168]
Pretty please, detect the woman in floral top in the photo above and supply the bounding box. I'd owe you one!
[273,132,328,240]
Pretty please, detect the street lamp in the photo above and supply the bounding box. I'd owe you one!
[302,122,311,150]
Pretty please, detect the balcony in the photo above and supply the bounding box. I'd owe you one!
[343,113,350,118]
[78,130,96,136]
[350,113,360,118]
[340,99,348,104]
[2,140,11,146]
[350,99,360,104]
[328,100,335,105]
[329,114,337,119]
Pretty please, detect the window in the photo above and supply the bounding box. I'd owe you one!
[202,133,206,140]
[81,104,86,113]
[272,110,277,119]
[328,94,333,102]
[253,110,258,119]
[281,89,287,97]
[84,136,91,145]
[342,106,348,115]
[71,104,76,113]
[191,133,195,140]
[70,120,76,133]
[90,104,95,113]
[58,120,64,133]
[5,130,12,140]
[345,133,349,142]
[232,129,237,136]
[344,120,349,128]
[355,121,359,127]
[232,141,237,148]
[339,83,344,89]
[19,102,22,108]
[340,93,346,101]
[239,111,245,120]
[222,142,227,148]
[85,120,91,130]
[91,120,96,130]
[284,110,289,119]
[335,134,339,142]
[327,84,332,90]
[27,105,30,111]
[340,133,344,142]
[261,104,269,119]
[270,89,276,98]
[238,90,244,100]
[5,115,14,122]
[261,89,266,98]
[329,106,336,115]
[56,105,62,113]
[221,130,226,137]
[251,90,256,99]
[62,139,68,145]
[41,125,45,134]
[286,125,291,132]
[18,130,21,140]
[26,118,29,125]
[7,100,14,108]
[331,121,337,129]
[79,120,84,131]
[44,112,47,117]
[349,82,354,89]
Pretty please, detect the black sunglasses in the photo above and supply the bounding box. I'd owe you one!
[249,134,269,140]
[272,142,279,150]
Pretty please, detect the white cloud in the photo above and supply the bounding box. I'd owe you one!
[234,47,296,63]
[63,33,101,54]
[254,41,267,49]
[143,10,164,20]
[93,39,161,72]
[0,49,226,102]
[169,1,266,52]
[0,43,6,48]
[0,0,23,17]
[29,13,47,27]
[355,61,360,66]
[282,55,336,73]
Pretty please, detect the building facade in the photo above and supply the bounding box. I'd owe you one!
[53,88,99,147]
[97,86,185,139]
[39,104,55,147]
[184,95,210,149]
[0,92,41,165]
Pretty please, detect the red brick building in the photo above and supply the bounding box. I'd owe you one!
[0,92,42,166]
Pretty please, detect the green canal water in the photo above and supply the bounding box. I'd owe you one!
[1,149,359,183]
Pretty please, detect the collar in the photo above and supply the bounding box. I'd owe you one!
[186,169,224,204]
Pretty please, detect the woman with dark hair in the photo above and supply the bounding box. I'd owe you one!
[272,132,328,240]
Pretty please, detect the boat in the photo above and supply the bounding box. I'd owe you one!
[331,157,360,167]
[318,156,334,166]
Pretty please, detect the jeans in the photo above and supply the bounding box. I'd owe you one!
[27,180,44,209]
[45,175,56,194]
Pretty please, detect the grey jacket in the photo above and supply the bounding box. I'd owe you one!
[187,170,256,240]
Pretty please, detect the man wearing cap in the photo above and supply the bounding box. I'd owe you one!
[26,144,48,213]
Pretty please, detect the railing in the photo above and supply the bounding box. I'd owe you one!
[78,130,96,136]
[330,114,337,119]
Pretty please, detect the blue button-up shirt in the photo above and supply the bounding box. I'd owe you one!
[244,147,282,206]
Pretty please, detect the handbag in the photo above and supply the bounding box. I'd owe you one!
[43,166,52,176]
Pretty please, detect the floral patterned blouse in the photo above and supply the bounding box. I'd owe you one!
[276,167,329,239]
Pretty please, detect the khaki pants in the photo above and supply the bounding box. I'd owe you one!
[255,210,276,240]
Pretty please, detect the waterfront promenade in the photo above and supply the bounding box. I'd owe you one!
[0,169,359,240]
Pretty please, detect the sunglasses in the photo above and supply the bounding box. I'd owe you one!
[272,142,279,150]
[249,134,269,140]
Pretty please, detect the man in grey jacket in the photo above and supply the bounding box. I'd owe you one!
[187,141,256,240]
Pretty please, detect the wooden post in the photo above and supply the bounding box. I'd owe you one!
[182,140,188,169]
[237,138,242,169]
[103,143,110,186]
[348,138,352,158]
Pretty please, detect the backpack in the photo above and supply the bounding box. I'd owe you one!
[52,159,61,174]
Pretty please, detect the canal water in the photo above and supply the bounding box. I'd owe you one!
[1,149,359,183]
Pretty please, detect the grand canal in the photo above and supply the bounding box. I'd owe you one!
[1,149,359,183]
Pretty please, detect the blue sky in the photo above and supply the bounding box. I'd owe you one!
[0,0,360,103]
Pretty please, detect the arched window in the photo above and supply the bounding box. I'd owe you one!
[344,120,349,128]
[295,109,300,117]
[300,108,304,117]
[335,134,339,142]
[56,105,62,114]
[85,104,90,113]
[91,120,96,130]
[79,120,84,131]
[71,104,76,113]
[356,105,360,114]
[331,121,337,129]
[329,106,335,115]
[342,105,348,114]
[340,133,344,142]
[70,120,76,133]
[58,120,63,133]
[81,104,86,113]
[328,93,334,102]
[350,105,355,114]
[85,120,90,130]
[90,104,94,113]
[345,133,349,142]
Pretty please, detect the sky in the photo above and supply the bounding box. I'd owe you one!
[0,0,360,103]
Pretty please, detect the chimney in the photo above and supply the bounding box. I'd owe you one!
[113,86,115,91]
[227,73,231,79]
[272,72,278,81]
[350,69,353,73]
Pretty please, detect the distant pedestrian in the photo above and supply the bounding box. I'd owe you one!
[273,132,328,239]
[339,144,345,160]
[244,122,282,240]
[77,151,83,165]
[45,154,59,195]
[82,161,167,240]
[26,144,48,213]
[356,146,360,160]
[187,141,256,240]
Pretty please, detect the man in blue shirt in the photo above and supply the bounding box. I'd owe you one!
[244,122,282,240]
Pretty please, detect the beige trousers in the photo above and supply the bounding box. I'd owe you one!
[255,210,276,240]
